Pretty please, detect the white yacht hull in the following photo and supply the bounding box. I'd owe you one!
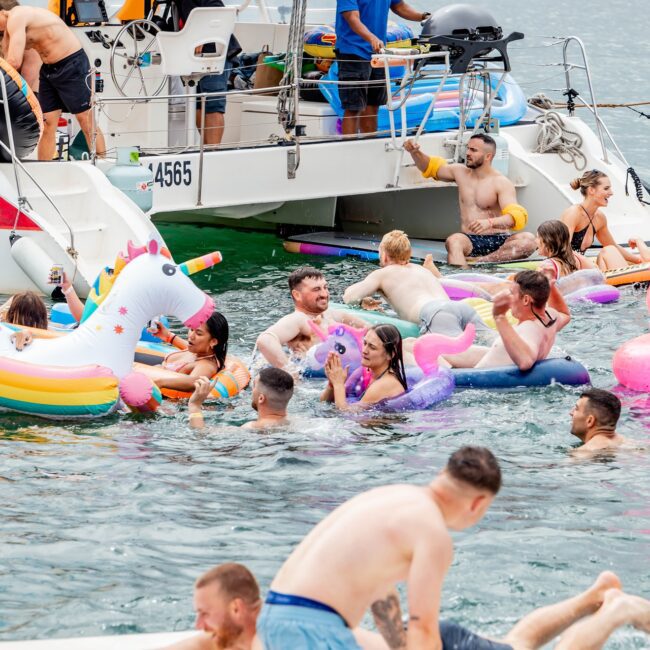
[123,118,650,243]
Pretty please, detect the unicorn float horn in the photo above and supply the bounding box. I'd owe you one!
[179,251,223,276]
[413,324,476,376]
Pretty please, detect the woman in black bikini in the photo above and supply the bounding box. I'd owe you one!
[153,310,229,392]
[321,323,407,410]
[560,170,650,271]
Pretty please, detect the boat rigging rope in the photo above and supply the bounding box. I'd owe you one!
[276,0,306,138]
[533,108,586,170]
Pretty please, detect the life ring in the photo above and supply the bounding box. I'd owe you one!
[451,357,590,389]
[604,262,650,287]
[0,58,43,162]
[134,356,251,400]
[303,22,414,59]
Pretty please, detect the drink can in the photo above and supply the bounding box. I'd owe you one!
[49,264,64,285]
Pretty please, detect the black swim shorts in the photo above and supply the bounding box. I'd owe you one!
[440,620,513,650]
[336,51,388,112]
[39,49,92,115]
[466,233,510,257]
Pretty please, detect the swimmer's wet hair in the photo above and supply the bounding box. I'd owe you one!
[380,230,411,264]
[514,270,550,309]
[258,367,294,410]
[446,446,501,494]
[288,266,325,292]
[195,563,261,606]
[469,132,496,154]
[580,388,621,429]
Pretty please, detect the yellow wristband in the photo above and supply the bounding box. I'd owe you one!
[422,155,447,180]
[502,203,528,231]
[188,412,203,420]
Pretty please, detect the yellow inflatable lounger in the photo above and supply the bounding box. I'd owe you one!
[604,262,650,287]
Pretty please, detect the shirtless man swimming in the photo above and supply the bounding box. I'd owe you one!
[404,134,536,267]
[256,266,367,370]
[187,369,294,430]
[0,0,105,159]
[257,445,649,650]
[343,229,486,336]
[444,270,570,371]
[570,388,627,453]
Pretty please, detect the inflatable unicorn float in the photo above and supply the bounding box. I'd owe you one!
[305,320,476,411]
[0,235,218,419]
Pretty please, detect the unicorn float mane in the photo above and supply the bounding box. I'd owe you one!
[81,243,221,323]
[0,235,216,379]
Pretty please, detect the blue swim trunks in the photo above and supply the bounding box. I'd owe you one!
[257,591,361,650]
[440,620,513,650]
[466,233,510,257]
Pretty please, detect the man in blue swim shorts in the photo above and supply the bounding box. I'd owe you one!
[335,0,427,136]
[179,0,241,145]
[258,446,503,649]
[258,445,650,650]
[404,134,537,267]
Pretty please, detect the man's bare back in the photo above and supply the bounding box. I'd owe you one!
[270,483,451,627]
[2,6,81,66]
[345,263,449,323]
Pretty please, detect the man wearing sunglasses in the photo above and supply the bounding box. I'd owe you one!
[443,270,570,371]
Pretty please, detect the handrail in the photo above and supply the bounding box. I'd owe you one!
[560,36,628,165]
[0,140,77,255]
[0,72,76,253]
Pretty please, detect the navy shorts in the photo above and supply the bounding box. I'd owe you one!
[197,61,232,114]
[440,620,513,650]
[466,233,510,257]
[336,52,388,112]
[39,49,92,115]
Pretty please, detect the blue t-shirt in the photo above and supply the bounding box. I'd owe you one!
[335,0,401,59]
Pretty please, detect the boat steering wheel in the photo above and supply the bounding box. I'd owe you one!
[109,19,168,98]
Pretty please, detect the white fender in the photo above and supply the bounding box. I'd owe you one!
[9,234,61,298]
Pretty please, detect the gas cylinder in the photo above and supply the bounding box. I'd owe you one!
[105,147,154,212]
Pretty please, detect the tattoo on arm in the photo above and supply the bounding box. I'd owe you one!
[371,593,407,650]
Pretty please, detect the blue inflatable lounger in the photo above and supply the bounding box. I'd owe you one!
[452,357,590,389]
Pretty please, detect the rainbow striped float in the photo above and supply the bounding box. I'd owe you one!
[0,356,119,418]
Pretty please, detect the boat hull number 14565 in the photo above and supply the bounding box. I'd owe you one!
[148,160,192,188]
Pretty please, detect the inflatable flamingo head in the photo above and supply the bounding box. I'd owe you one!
[103,235,214,330]
[413,323,476,376]
[310,321,366,370]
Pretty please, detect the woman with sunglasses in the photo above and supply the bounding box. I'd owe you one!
[443,270,571,372]
[561,170,650,271]
[321,323,407,410]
